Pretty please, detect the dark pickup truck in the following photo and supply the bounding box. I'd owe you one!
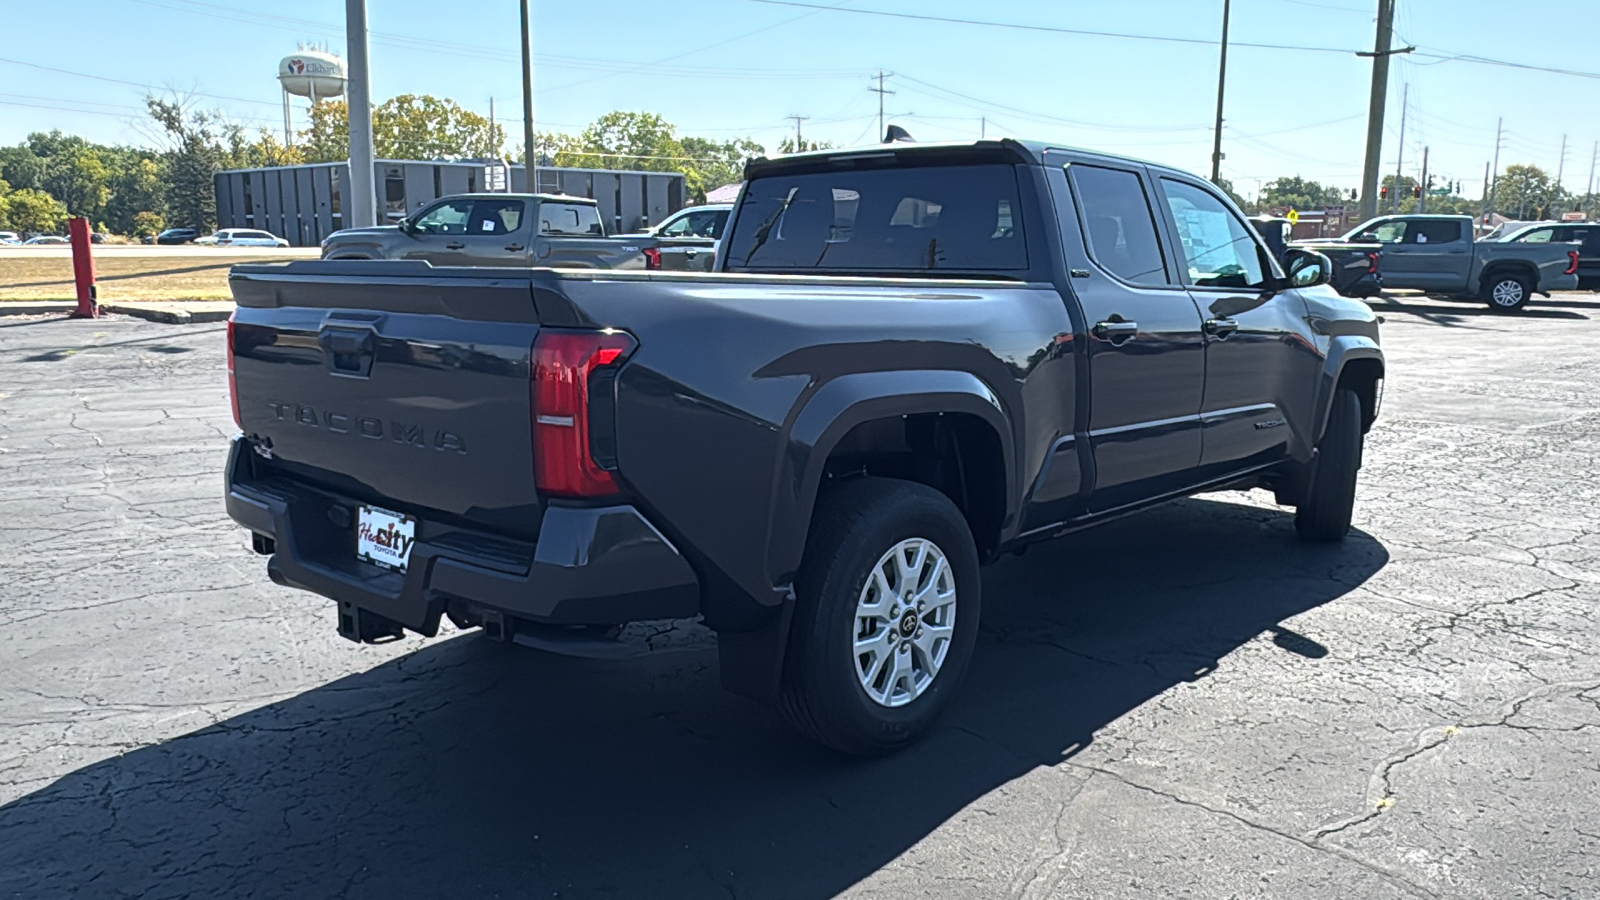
[319,192,650,269]
[226,140,1384,754]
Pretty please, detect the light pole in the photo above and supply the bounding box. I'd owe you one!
[520,0,536,173]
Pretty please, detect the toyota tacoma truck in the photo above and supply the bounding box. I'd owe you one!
[319,192,651,269]
[1328,213,1579,311]
[226,140,1383,754]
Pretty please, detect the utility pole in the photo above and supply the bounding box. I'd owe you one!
[345,0,376,228]
[1418,145,1429,214]
[1358,0,1400,222]
[1479,160,1490,226]
[1210,0,1230,185]
[1391,82,1407,213]
[869,71,894,142]
[1486,117,1504,226]
[1554,133,1568,214]
[520,0,536,174]
[1586,141,1598,220]
[786,115,809,151]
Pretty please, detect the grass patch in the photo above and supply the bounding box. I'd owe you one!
[0,254,309,302]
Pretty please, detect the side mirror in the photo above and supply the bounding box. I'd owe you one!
[398,218,418,235]
[1285,249,1332,289]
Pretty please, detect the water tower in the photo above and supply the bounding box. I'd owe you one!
[277,45,347,146]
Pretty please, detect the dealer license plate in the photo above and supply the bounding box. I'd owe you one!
[356,505,416,572]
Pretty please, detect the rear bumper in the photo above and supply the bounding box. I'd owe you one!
[225,438,700,638]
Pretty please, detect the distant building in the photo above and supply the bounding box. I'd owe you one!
[214,159,687,246]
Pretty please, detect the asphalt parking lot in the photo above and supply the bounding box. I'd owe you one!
[2,293,1598,899]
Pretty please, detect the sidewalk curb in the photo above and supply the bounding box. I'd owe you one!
[0,302,234,323]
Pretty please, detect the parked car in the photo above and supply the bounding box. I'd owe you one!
[617,203,732,272]
[0,231,20,245]
[1479,219,1554,242]
[1335,214,1578,311]
[320,193,650,269]
[156,227,201,245]
[197,228,291,248]
[90,232,108,244]
[226,139,1383,754]
[1505,221,1599,291]
[22,235,68,245]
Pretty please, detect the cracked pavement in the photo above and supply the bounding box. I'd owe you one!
[2,294,1599,899]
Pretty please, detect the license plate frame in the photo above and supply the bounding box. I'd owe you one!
[356,504,416,572]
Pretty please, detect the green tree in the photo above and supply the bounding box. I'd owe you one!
[777,137,835,154]
[1216,177,1251,213]
[48,147,112,221]
[563,111,685,172]
[1493,164,1561,219]
[1261,176,1343,212]
[104,155,167,235]
[297,96,505,163]
[132,210,165,237]
[5,187,68,233]
[680,135,765,202]
[146,96,227,231]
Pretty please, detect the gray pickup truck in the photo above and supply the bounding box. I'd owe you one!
[319,193,650,269]
[615,203,731,272]
[227,139,1383,754]
[1336,214,1579,311]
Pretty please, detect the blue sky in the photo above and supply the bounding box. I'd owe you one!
[4,0,1598,202]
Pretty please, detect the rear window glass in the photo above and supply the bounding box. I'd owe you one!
[722,164,1028,273]
[540,203,603,236]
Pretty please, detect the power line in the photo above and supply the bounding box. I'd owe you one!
[742,0,1357,53]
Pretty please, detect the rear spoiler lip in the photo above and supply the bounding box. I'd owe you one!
[228,259,577,324]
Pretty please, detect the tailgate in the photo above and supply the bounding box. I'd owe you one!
[230,261,544,537]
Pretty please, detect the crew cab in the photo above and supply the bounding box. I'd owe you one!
[226,140,1383,754]
[1504,221,1599,292]
[1335,214,1579,311]
[319,193,650,269]
[616,203,731,272]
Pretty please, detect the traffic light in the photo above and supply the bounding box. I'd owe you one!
[1413,185,1422,198]
[1350,188,1358,201]
[1380,186,1389,200]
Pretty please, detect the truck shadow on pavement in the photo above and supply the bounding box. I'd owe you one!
[0,497,1388,899]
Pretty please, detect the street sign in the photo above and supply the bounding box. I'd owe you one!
[1429,188,1451,196]
[1562,212,1587,221]
[1287,209,1300,225]
[484,160,509,192]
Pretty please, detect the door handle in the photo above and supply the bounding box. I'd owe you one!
[504,244,524,252]
[1091,320,1139,345]
[445,242,465,250]
[1204,317,1239,338]
[685,249,697,257]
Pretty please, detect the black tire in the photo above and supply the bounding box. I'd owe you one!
[1296,389,1363,542]
[780,477,981,756]
[1482,272,1532,312]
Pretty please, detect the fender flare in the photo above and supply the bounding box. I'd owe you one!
[763,369,1016,588]
[1314,337,1384,443]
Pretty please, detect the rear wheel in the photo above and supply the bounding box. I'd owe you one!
[1295,389,1363,542]
[1483,272,1532,312]
[780,478,980,756]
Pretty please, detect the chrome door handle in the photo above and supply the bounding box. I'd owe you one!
[1204,317,1239,338]
[445,242,465,250]
[1091,320,1139,344]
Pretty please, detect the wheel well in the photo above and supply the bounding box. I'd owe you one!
[1337,359,1383,433]
[1481,263,1534,287]
[822,413,1006,559]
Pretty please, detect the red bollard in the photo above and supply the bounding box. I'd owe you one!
[68,217,99,319]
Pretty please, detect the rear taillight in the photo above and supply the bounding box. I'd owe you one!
[531,329,636,497]
[1566,251,1580,275]
[226,314,241,429]
[643,247,662,270]
[1366,252,1379,274]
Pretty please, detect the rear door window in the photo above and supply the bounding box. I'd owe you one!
[1067,164,1169,286]
[540,203,603,236]
[469,199,525,235]
[722,163,1028,273]
[1519,228,1556,243]
[1409,220,1462,244]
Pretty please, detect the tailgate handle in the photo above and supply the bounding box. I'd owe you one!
[319,328,376,377]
